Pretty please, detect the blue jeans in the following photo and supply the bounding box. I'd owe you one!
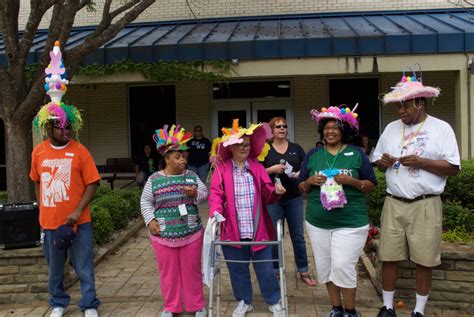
[188,163,210,183]
[267,195,309,273]
[43,222,100,311]
[222,245,280,305]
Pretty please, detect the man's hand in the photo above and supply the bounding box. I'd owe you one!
[148,219,160,236]
[334,174,352,185]
[183,186,198,197]
[399,154,425,168]
[275,183,286,195]
[66,209,82,226]
[378,153,397,169]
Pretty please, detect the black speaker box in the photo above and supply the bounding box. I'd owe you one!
[0,202,41,250]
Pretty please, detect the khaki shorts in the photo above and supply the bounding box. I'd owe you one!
[378,196,442,267]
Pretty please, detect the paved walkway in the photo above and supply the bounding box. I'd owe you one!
[0,206,469,317]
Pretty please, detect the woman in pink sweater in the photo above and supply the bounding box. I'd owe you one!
[208,120,286,317]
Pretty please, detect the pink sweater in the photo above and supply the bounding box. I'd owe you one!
[208,158,281,251]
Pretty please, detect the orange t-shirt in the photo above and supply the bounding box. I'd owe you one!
[29,139,101,229]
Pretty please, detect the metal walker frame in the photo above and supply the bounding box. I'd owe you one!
[207,219,288,316]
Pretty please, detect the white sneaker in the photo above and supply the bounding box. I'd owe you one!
[161,311,173,317]
[269,302,283,317]
[195,308,208,317]
[84,308,99,317]
[232,300,253,317]
[50,307,64,317]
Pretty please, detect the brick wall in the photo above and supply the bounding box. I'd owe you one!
[293,75,328,152]
[66,83,130,165]
[372,242,474,309]
[0,247,75,304]
[176,80,212,136]
[18,1,456,30]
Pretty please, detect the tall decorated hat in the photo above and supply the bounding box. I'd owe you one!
[210,119,272,163]
[33,41,83,136]
[152,124,193,155]
[310,104,360,130]
[383,64,440,104]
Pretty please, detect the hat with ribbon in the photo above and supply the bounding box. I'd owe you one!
[53,225,76,250]
[210,119,272,163]
[383,64,440,104]
[152,124,193,155]
[310,104,360,130]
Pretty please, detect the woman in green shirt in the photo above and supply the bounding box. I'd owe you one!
[299,106,376,317]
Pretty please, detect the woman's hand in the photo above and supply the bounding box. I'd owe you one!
[148,219,160,236]
[183,185,197,197]
[334,173,352,185]
[267,163,285,175]
[307,174,327,186]
[275,183,286,195]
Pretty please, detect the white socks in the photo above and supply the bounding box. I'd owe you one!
[382,290,395,310]
[414,293,429,315]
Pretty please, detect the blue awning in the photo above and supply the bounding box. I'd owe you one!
[1,8,474,65]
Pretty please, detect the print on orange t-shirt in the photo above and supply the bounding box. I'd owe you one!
[30,139,100,230]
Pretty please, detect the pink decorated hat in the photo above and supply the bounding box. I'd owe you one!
[383,64,440,104]
[310,104,360,130]
[210,119,272,163]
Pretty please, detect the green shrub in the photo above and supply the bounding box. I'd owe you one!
[92,193,130,230]
[442,228,473,243]
[443,200,474,232]
[113,187,141,219]
[366,169,387,226]
[444,160,474,210]
[0,191,7,203]
[91,205,113,245]
[93,185,112,201]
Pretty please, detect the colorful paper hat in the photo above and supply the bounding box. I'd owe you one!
[310,104,360,130]
[153,124,193,155]
[383,64,440,104]
[33,41,83,135]
[210,119,272,163]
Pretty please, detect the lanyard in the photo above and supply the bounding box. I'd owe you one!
[401,115,428,152]
[324,144,344,171]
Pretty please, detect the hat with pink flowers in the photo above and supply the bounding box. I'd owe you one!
[310,104,360,130]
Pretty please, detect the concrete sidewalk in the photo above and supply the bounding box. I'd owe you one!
[0,207,470,317]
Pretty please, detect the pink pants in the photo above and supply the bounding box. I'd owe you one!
[150,236,206,313]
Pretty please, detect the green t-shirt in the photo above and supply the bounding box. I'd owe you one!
[301,145,376,229]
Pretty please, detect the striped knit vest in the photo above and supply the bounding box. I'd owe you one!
[151,172,201,239]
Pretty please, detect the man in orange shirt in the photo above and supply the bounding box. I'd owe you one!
[30,100,101,317]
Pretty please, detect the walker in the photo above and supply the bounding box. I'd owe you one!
[208,219,288,317]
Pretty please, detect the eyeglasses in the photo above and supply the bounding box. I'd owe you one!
[275,124,288,129]
[237,142,251,149]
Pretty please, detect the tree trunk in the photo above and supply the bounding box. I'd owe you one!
[4,116,34,202]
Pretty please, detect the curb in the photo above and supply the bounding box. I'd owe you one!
[360,252,381,297]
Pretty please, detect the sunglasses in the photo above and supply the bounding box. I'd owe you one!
[275,124,288,129]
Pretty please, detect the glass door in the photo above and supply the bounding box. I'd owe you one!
[252,101,294,141]
[211,102,251,139]
[211,100,294,141]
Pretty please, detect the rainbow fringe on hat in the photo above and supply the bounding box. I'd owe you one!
[33,41,83,136]
[153,124,193,155]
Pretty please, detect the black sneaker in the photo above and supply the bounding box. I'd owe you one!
[377,306,397,317]
[411,312,424,317]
